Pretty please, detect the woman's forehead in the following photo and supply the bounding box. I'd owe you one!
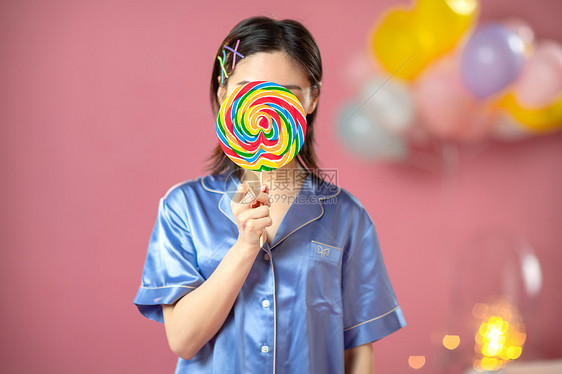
[227,51,309,88]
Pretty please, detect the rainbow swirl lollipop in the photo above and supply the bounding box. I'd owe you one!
[216,81,307,171]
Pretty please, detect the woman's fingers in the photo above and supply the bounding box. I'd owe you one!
[250,184,271,207]
[234,201,271,237]
[250,191,271,208]
[232,183,270,205]
[238,205,270,223]
[232,183,271,208]
[240,215,273,232]
[254,216,273,229]
[231,182,272,246]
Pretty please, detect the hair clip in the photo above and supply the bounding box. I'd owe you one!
[224,39,244,69]
[217,50,228,85]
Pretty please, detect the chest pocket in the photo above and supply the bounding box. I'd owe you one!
[306,240,344,314]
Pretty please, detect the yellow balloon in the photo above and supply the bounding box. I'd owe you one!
[417,0,479,53]
[370,9,435,80]
[370,0,479,81]
[499,93,562,133]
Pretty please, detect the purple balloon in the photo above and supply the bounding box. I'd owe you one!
[461,22,526,99]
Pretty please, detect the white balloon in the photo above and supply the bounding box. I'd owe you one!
[336,101,408,160]
[359,77,415,135]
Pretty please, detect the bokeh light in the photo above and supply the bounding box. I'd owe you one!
[472,297,526,371]
[443,334,461,350]
[408,355,426,369]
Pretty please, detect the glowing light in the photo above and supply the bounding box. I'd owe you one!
[472,298,526,371]
[408,356,426,369]
[506,346,522,360]
[443,335,460,350]
[481,357,502,371]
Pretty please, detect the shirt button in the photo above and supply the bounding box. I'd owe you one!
[261,345,269,353]
[262,299,270,308]
[264,253,270,261]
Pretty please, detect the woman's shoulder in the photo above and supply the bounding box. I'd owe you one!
[337,186,368,211]
[312,174,372,222]
[312,174,364,209]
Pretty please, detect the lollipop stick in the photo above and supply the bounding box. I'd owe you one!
[259,171,265,248]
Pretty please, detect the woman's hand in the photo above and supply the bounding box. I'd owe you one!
[231,183,272,250]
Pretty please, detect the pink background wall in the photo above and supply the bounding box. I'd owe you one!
[1,0,560,373]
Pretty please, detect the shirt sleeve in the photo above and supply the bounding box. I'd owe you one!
[133,190,205,323]
[342,211,406,349]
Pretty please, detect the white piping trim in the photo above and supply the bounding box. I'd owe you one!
[343,306,399,331]
[311,240,343,251]
[317,185,341,201]
[269,205,324,251]
[268,186,341,251]
[140,284,197,290]
[218,194,237,225]
[200,175,224,194]
[201,176,238,225]
[265,247,277,374]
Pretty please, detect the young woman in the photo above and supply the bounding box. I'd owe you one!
[134,16,406,374]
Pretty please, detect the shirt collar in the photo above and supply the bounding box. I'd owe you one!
[200,171,340,249]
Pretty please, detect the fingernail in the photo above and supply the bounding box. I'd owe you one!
[260,184,266,192]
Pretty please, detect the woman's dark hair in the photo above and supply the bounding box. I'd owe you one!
[207,16,322,177]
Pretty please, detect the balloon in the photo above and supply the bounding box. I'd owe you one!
[370,8,435,81]
[336,102,408,160]
[371,0,479,81]
[417,0,480,48]
[414,53,497,143]
[461,23,526,98]
[498,92,562,133]
[359,77,415,135]
[513,40,562,109]
[503,18,535,57]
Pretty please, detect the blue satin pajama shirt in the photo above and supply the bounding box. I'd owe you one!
[134,171,406,373]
